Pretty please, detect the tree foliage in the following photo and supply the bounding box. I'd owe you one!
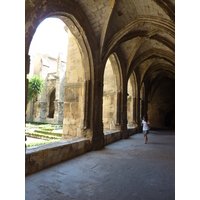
[27,75,45,103]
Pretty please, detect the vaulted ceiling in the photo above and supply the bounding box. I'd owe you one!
[26,0,175,92]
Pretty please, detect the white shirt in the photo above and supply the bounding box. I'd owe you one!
[142,120,150,131]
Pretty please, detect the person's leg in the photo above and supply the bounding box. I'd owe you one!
[144,133,147,144]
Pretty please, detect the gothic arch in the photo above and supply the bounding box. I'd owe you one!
[102,53,123,130]
[127,71,137,126]
[25,2,97,139]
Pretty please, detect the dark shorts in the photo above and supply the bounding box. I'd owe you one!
[143,130,149,134]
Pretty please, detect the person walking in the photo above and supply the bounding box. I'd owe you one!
[142,115,150,144]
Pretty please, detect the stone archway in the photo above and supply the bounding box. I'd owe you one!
[25,3,96,140]
[127,72,137,126]
[102,53,122,131]
[103,58,117,131]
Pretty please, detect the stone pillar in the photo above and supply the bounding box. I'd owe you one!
[54,54,61,123]
[58,102,64,124]
[62,82,84,138]
[140,99,144,119]
[133,97,136,124]
[120,84,128,139]
[25,54,30,121]
[93,80,104,149]
[53,100,58,122]
[121,110,128,139]
[116,91,121,125]
[40,102,47,121]
[84,80,90,129]
[91,78,104,150]
[110,91,121,130]
[136,89,141,132]
[144,89,149,116]
[56,54,61,100]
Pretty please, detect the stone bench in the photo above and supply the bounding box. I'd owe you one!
[25,138,90,176]
[104,127,137,145]
[25,127,137,176]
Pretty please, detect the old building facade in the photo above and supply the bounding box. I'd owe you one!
[26,53,66,124]
[25,0,175,150]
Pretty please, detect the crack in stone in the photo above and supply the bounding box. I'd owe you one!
[91,164,98,169]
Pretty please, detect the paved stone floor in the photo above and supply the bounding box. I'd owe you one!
[25,130,175,200]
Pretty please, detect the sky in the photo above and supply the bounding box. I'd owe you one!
[28,17,68,62]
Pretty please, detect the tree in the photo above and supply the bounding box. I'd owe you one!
[27,75,45,103]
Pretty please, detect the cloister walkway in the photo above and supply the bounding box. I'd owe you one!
[25,129,175,200]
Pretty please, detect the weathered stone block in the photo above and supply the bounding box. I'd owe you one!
[61,144,71,154]
[43,157,53,169]
[78,147,85,155]
[53,154,63,165]
[78,140,85,149]
[29,152,38,163]
[43,149,49,160]
[66,151,74,160]
[71,142,78,150]
[64,88,79,102]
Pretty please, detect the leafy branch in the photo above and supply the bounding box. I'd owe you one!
[27,75,45,103]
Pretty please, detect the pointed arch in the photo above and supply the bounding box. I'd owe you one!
[25,2,96,139]
[102,52,123,131]
[127,71,137,126]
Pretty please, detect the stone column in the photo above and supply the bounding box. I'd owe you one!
[91,79,104,150]
[140,99,144,119]
[144,89,149,116]
[112,91,121,130]
[136,89,141,132]
[54,54,61,123]
[56,54,61,100]
[84,80,90,129]
[121,110,128,139]
[120,83,128,139]
[25,54,30,121]
[133,97,136,124]
[62,83,83,138]
[58,102,64,124]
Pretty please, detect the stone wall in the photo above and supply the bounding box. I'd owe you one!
[103,93,116,130]
[63,83,84,137]
[127,96,132,124]
[62,29,85,139]
[25,138,91,176]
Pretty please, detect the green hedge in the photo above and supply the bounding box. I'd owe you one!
[26,139,59,147]
[26,132,61,140]
[40,127,55,131]
[34,130,62,137]
[26,121,51,125]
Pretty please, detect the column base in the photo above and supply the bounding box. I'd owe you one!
[91,135,104,150]
[121,130,129,139]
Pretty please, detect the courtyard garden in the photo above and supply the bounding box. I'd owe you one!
[25,121,63,147]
